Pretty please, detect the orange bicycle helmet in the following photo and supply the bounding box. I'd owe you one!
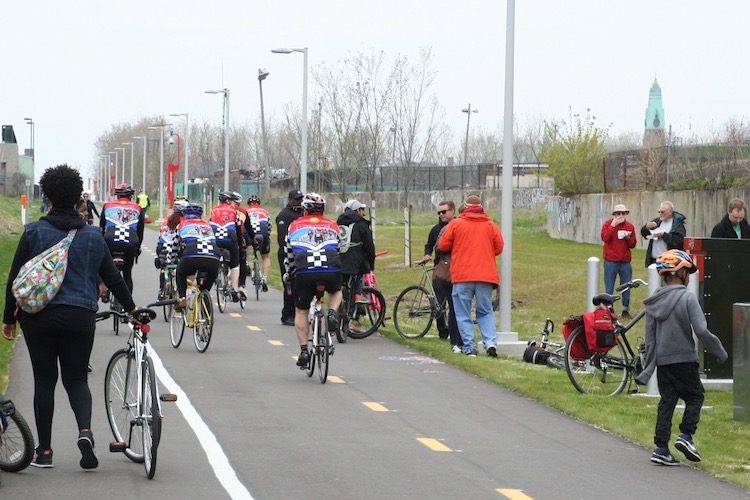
[656,249,697,275]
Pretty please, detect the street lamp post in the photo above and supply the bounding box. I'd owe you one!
[148,123,172,222]
[109,150,119,188]
[99,155,109,201]
[205,89,230,191]
[272,47,308,193]
[461,104,478,166]
[122,142,134,187]
[115,147,126,186]
[258,68,270,196]
[169,113,190,197]
[133,136,147,193]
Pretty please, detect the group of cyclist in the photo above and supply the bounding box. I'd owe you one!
[92,183,365,371]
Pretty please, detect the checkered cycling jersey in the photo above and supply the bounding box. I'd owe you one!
[209,203,239,243]
[101,199,143,247]
[284,214,341,275]
[156,225,179,264]
[247,206,271,235]
[176,219,219,260]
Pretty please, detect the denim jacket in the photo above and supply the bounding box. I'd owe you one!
[3,209,134,324]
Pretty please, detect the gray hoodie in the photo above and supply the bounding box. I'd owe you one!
[635,284,727,385]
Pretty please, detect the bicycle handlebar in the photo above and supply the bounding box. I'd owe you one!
[615,278,648,292]
[95,300,175,324]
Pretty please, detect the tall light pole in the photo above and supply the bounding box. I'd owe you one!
[133,136,147,193]
[205,89,230,191]
[115,147,126,186]
[148,123,172,222]
[258,68,270,196]
[461,104,478,166]
[99,155,109,201]
[23,118,34,200]
[272,47,308,193]
[109,150,119,187]
[122,142,134,187]
[169,113,190,197]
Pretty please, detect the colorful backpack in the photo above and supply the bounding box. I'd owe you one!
[12,229,77,314]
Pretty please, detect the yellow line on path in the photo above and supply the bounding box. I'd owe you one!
[268,340,284,346]
[230,313,242,318]
[416,437,452,452]
[362,402,389,412]
[327,376,345,384]
[496,489,533,499]
[245,325,261,331]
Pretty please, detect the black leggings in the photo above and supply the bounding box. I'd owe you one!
[107,243,137,292]
[176,257,220,297]
[21,308,95,450]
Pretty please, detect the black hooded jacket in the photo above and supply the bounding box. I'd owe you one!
[336,209,375,275]
[710,213,750,239]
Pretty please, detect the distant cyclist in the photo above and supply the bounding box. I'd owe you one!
[246,194,272,292]
[100,183,145,292]
[175,203,220,309]
[155,198,188,297]
[284,193,342,367]
[231,192,251,298]
[209,191,242,301]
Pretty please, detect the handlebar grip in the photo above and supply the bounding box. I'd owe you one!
[615,282,629,292]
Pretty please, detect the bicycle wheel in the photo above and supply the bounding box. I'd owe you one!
[169,306,185,348]
[142,355,161,479]
[564,326,628,396]
[393,285,435,338]
[194,290,214,353]
[546,354,565,370]
[335,299,349,344]
[239,287,247,309]
[305,323,316,378]
[0,404,35,472]
[104,348,144,463]
[161,274,174,322]
[253,259,261,301]
[317,315,329,384]
[216,268,227,313]
[348,287,386,339]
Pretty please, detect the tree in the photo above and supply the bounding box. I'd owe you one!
[538,107,610,194]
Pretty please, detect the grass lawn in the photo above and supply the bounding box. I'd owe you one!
[2,198,748,489]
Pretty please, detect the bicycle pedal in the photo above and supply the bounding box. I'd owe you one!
[160,393,178,402]
[110,441,127,453]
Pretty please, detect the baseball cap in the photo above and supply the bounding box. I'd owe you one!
[288,189,304,199]
[345,200,367,211]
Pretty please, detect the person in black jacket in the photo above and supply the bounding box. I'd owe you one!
[337,200,375,332]
[640,201,687,267]
[275,189,304,325]
[82,191,99,225]
[710,198,750,239]
[423,200,461,351]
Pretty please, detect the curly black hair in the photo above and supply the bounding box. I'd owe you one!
[39,164,83,210]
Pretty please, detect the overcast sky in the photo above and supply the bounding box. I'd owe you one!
[3,1,748,182]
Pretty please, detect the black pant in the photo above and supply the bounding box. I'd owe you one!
[278,248,295,321]
[434,282,461,346]
[107,243,137,293]
[654,362,705,448]
[176,258,220,297]
[22,308,95,450]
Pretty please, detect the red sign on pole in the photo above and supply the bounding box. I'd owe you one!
[110,175,115,197]
[167,163,180,208]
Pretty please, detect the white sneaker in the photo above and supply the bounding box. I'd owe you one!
[451,345,462,353]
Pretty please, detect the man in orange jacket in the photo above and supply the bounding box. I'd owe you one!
[438,194,504,357]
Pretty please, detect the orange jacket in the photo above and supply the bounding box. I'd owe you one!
[437,211,504,285]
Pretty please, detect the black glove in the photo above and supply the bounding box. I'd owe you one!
[154,257,163,269]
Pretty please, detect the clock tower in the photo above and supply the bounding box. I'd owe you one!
[643,77,666,148]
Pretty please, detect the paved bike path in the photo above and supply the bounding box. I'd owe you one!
[2,227,748,499]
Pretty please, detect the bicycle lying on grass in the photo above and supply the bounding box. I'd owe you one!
[563,279,648,396]
[98,300,178,479]
[524,319,566,370]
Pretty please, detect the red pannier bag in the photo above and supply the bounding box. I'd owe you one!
[562,315,588,361]
[582,309,617,353]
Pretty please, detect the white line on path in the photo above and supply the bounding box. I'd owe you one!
[149,347,254,500]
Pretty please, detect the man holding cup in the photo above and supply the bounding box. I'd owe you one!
[601,204,637,319]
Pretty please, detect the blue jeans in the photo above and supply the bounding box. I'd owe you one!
[603,260,632,310]
[452,282,496,353]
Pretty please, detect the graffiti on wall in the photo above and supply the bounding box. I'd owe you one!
[514,188,549,209]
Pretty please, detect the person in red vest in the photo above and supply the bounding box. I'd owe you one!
[601,204,637,319]
[246,194,272,292]
[209,191,242,301]
[99,183,144,292]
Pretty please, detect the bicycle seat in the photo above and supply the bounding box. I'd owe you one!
[314,283,326,300]
[592,293,620,307]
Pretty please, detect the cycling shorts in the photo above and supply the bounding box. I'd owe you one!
[293,272,342,310]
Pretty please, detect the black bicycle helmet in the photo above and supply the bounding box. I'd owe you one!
[183,203,204,219]
[114,183,135,198]
[248,194,261,205]
[218,191,233,202]
[301,192,325,214]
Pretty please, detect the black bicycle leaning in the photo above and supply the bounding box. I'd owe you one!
[0,394,34,473]
[563,279,648,396]
[336,275,386,342]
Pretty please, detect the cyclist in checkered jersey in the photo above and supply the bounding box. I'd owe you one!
[283,193,343,367]
[100,183,145,292]
[210,191,242,301]
[174,203,220,309]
